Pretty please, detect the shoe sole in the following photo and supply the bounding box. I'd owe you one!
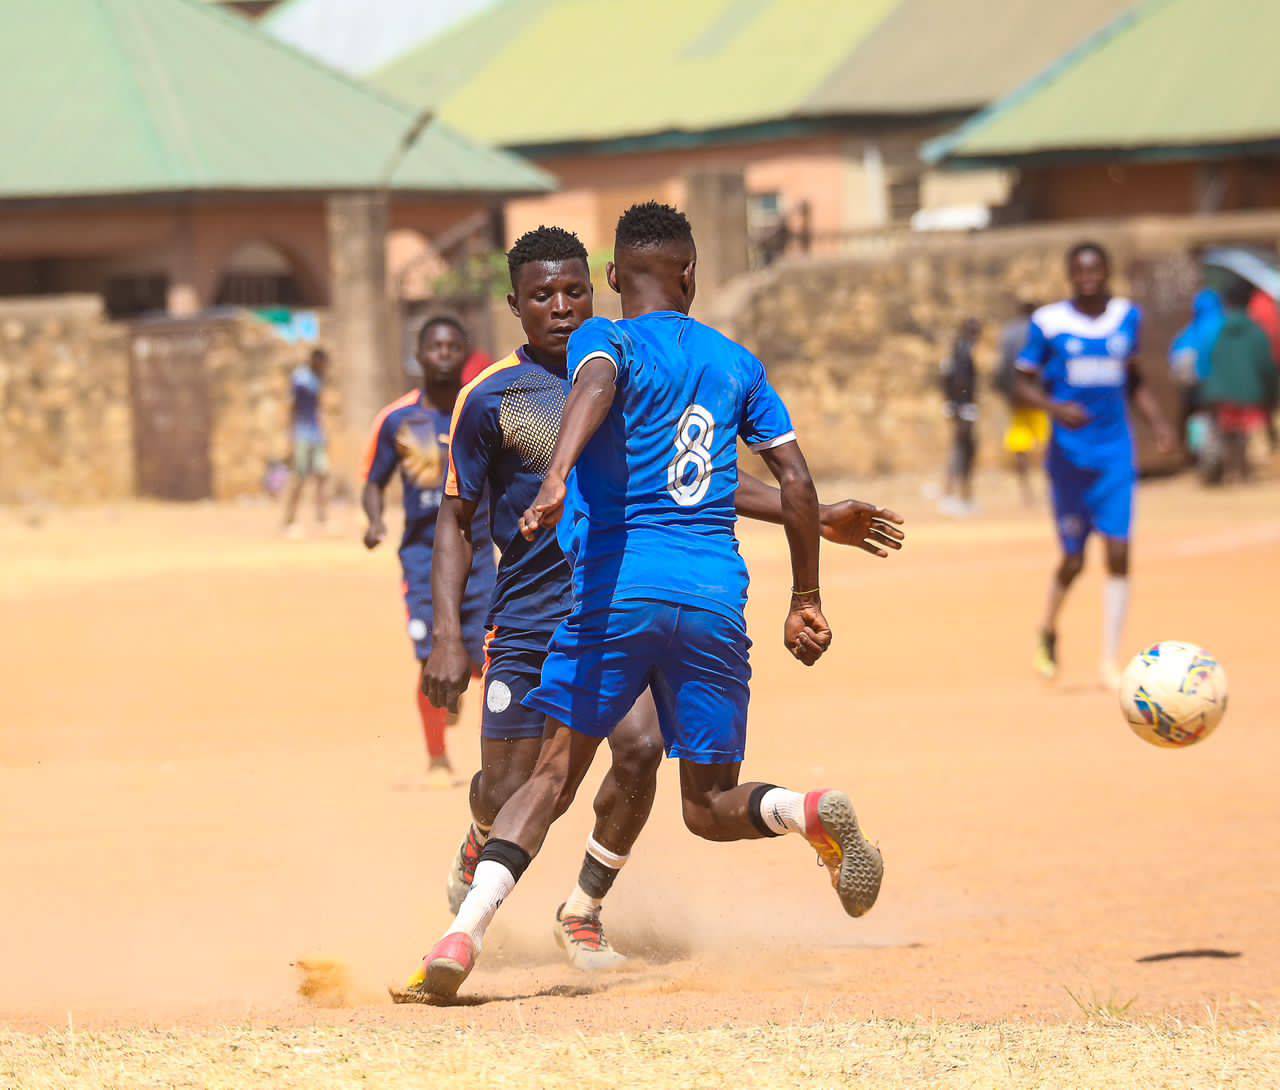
[817,791,884,918]
[446,868,469,915]
[424,956,470,998]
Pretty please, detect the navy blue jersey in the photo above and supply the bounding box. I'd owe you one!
[563,313,795,623]
[445,348,575,630]
[1017,298,1142,472]
[365,390,494,562]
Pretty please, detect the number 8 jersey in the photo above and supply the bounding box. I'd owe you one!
[564,313,795,622]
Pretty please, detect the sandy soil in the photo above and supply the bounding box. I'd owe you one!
[2,472,1279,1039]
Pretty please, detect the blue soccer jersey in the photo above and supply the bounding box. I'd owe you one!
[290,364,324,443]
[563,313,795,622]
[1016,298,1142,472]
[445,348,575,630]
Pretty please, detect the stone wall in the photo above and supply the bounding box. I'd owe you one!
[0,296,134,503]
[719,211,1280,477]
[0,296,340,504]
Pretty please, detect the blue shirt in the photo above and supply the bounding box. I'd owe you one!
[291,365,324,443]
[564,313,795,623]
[445,348,576,630]
[366,391,494,566]
[1017,298,1142,472]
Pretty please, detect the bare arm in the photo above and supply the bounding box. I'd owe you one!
[519,357,617,538]
[1129,360,1176,453]
[422,494,480,710]
[757,441,830,666]
[1013,370,1090,429]
[361,479,387,549]
[734,471,905,558]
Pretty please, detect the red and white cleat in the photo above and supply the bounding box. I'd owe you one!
[804,789,884,918]
[446,825,485,914]
[553,905,627,971]
[405,932,477,999]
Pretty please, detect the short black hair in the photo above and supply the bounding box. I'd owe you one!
[417,314,468,350]
[615,201,693,250]
[1224,273,1255,309]
[1067,240,1110,270]
[507,225,588,286]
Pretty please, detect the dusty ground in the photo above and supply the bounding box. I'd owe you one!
[2,470,1278,1083]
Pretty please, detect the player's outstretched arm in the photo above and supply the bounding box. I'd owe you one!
[423,495,480,711]
[519,357,617,539]
[361,480,387,549]
[756,440,831,667]
[734,472,905,557]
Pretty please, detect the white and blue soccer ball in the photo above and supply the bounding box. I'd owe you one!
[1119,641,1227,748]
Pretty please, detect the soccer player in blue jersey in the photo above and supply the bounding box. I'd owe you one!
[1014,242,1174,687]
[362,316,497,786]
[413,203,885,998]
[412,226,905,977]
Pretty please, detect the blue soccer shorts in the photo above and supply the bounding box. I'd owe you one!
[525,599,752,764]
[1047,445,1136,555]
[399,542,488,666]
[478,625,552,742]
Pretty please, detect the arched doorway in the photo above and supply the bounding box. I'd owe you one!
[214,240,303,307]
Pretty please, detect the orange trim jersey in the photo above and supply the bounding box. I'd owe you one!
[444,346,574,630]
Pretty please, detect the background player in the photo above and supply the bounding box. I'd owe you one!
[421,226,907,974]
[362,317,496,786]
[414,203,884,998]
[282,347,330,536]
[1014,242,1174,687]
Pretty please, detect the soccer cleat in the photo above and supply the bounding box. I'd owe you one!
[404,932,477,999]
[1035,630,1058,680]
[425,759,456,790]
[446,825,485,914]
[553,905,628,971]
[804,789,884,918]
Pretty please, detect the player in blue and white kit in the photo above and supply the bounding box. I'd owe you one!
[415,203,885,999]
[283,347,330,535]
[1015,242,1174,687]
[362,316,496,785]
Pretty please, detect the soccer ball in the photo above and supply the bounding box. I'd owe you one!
[1119,641,1227,748]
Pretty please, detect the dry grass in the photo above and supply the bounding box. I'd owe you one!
[2,1018,1277,1090]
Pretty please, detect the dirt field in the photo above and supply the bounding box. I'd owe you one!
[3,471,1279,1085]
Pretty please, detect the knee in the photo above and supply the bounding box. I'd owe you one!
[680,794,723,842]
[1106,544,1130,577]
[1056,553,1085,586]
[609,731,664,790]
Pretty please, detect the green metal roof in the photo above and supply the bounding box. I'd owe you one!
[374,0,1136,150]
[805,0,1137,116]
[926,0,1280,167]
[0,0,552,200]
[374,0,901,148]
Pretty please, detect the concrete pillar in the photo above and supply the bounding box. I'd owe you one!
[683,169,750,299]
[326,192,396,437]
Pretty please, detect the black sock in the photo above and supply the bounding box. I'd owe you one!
[478,838,532,883]
[578,851,621,899]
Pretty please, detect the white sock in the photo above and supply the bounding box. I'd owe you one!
[562,837,628,919]
[1103,575,1130,666]
[448,859,515,948]
[759,787,807,836]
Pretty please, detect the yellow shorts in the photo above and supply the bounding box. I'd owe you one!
[1004,409,1050,455]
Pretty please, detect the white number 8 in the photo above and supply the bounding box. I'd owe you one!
[667,404,715,506]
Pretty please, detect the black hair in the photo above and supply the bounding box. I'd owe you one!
[1223,273,1255,309]
[506,225,589,287]
[309,346,328,363]
[1067,240,1110,270]
[417,313,468,350]
[615,201,693,250]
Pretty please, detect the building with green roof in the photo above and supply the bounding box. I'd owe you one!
[373,0,1134,253]
[0,0,550,316]
[925,0,1280,221]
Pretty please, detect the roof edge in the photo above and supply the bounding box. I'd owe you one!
[922,0,1154,166]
